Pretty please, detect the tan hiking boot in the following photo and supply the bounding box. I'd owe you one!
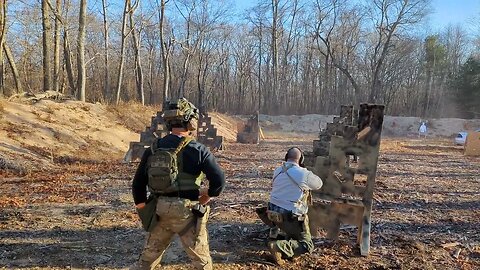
[268,241,285,266]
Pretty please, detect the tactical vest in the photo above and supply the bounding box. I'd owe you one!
[147,136,204,193]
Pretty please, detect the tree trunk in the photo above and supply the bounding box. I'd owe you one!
[147,47,154,104]
[196,45,210,113]
[101,0,110,102]
[158,0,171,104]
[128,0,144,105]
[115,0,129,105]
[63,29,76,96]
[77,0,87,101]
[179,55,190,98]
[177,4,196,99]
[257,23,262,112]
[0,0,6,96]
[4,43,23,94]
[41,0,52,91]
[271,0,279,114]
[197,65,203,112]
[53,0,61,92]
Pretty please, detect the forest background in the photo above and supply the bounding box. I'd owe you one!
[0,0,479,118]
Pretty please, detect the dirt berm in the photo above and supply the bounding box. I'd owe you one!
[1,99,478,174]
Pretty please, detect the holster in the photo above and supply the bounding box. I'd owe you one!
[256,206,274,227]
[267,210,284,224]
[179,203,210,237]
[136,195,159,232]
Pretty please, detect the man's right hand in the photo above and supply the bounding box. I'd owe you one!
[135,202,146,209]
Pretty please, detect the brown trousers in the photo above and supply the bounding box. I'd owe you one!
[131,197,212,270]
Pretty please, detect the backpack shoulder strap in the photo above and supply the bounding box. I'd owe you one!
[173,136,192,155]
[150,136,192,155]
[150,139,159,155]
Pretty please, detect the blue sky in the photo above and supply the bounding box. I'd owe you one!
[429,0,480,30]
[235,0,480,32]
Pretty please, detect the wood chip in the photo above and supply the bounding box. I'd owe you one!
[453,248,461,258]
[340,225,356,230]
[441,242,461,248]
[250,258,276,266]
[209,212,220,218]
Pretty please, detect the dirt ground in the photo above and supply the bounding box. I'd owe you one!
[1,131,479,270]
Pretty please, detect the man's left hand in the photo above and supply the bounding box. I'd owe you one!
[135,202,146,209]
[199,188,210,205]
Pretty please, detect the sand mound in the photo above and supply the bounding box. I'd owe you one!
[207,112,241,142]
[2,97,478,174]
[0,99,156,173]
[0,100,242,173]
[259,114,480,138]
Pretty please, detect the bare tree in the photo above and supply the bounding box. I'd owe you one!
[53,0,61,92]
[0,0,6,96]
[0,0,470,118]
[128,0,144,105]
[367,0,429,102]
[279,0,303,112]
[271,0,279,113]
[63,28,76,95]
[0,0,21,96]
[175,0,196,98]
[115,0,134,104]
[142,16,158,104]
[4,43,23,94]
[41,0,53,91]
[312,0,363,106]
[47,0,75,95]
[157,0,173,103]
[77,0,87,101]
[101,0,110,101]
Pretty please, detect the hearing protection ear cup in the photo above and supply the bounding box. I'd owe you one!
[299,152,305,166]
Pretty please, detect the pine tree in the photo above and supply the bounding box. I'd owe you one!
[450,57,480,118]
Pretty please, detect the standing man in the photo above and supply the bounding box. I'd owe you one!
[419,122,428,138]
[257,147,323,266]
[131,98,225,270]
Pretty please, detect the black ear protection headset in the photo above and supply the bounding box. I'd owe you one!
[284,147,305,167]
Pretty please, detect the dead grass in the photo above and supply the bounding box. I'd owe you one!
[380,138,464,154]
[106,101,157,133]
[0,99,5,122]
[41,104,56,114]
[262,130,317,140]
[5,122,32,138]
[80,105,91,111]
[32,109,55,123]
[0,154,27,176]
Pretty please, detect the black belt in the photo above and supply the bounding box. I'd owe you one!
[154,190,199,201]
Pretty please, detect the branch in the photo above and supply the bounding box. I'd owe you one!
[46,0,66,25]
[85,53,100,66]
[129,0,140,14]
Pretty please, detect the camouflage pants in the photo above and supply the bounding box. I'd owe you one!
[130,197,212,270]
[258,207,314,258]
